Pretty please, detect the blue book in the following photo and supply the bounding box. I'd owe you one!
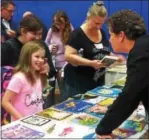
[2,124,45,138]
[88,86,122,98]
[54,99,94,113]
[83,132,96,139]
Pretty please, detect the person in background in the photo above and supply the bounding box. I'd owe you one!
[1,0,16,41]
[22,11,33,18]
[95,10,148,139]
[2,41,47,121]
[45,10,73,106]
[1,15,56,77]
[64,1,124,101]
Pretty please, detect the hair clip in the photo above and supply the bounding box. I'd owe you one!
[96,1,104,6]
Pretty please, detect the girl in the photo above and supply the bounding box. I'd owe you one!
[2,40,47,121]
[45,11,73,106]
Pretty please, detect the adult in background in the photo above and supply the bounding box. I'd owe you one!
[1,15,56,80]
[64,1,124,101]
[1,0,16,42]
[45,10,73,106]
[95,10,148,139]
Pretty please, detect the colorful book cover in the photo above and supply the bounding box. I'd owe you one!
[112,128,137,139]
[84,96,107,104]
[54,99,93,113]
[88,86,121,98]
[83,132,96,139]
[84,104,105,118]
[36,108,72,120]
[70,113,100,128]
[120,120,145,132]
[2,124,45,138]
[98,98,115,106]
[21,115,51,126]
[71,93,98,100]
[48,122,91,138]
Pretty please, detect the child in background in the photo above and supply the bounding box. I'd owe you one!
[45,10,73,106]
[2,40,48,121]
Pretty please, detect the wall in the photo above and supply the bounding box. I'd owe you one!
[13,0,149,32]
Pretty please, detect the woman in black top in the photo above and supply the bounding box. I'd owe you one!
[95,10,148,139]
[63,1,123,101]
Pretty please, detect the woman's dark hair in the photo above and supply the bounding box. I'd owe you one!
[51,10,72,44]
[107,9,146,40]
[20,15,43,32]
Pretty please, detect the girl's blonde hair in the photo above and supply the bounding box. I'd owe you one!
[87,1,107,18]
[14,40,47,87]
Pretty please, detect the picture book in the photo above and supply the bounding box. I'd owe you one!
[36,108,72,120]
[88,86,121,98]
[84,96,107,104]
[54,99,93,113]
[21,115,51,126]
[83,132,96,139]
[48,122,91,138]
[120,120,145,132]
[98,98,115,106]
[112,128,137,139]
[71,93,98,100]
[111,76,126,87]
[2,124,45,138]
[70,113,100,128]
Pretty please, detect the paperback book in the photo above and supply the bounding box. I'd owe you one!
[70,113,100,128]
[120,120,145,132]
[36,108,72,120]
[112,128,137,139]
[54,99,93,113]
[88,86,121,98]
[98,98,115,106]
[2,124,45,138]
[21,115,51,126]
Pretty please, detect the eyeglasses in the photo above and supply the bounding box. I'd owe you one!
[4,8,14,14]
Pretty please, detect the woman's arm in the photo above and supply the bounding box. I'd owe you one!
[65,45,106,69]
[2,89,23,120]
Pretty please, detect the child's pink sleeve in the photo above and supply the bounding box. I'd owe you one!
[7,76,23,94]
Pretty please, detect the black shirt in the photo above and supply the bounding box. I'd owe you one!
[1,38,56,78]
[64,28,110,91]
[96,35,149,135]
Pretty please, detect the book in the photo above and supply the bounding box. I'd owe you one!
[100,55,118,66]
[83,132,96,139]
[120,120,145,132]
[2,124,45,138]
[36,108,72,120]
[98,98,115,106]
[21,115,51,126]
[71,93,98,100]
[88,86,121,98]
[54,99,93,113]
[112,128,137,139]
[70,113,100,128]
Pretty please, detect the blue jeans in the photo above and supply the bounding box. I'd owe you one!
[60,79,86,102]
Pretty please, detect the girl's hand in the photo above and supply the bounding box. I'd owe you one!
[51,44,58,55]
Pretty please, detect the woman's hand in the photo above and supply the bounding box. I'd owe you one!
[96,134,112,139]
[90,60,107,70]
[88,105,108,113]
